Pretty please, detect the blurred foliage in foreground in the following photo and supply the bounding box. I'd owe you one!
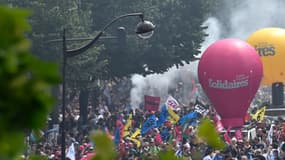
[197,118,225,150]
[0,5,60,159]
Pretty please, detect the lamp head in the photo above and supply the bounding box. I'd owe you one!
[135,20,155,39]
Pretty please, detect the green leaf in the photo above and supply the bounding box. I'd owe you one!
[197,118,225,150]
[90,130,116,160]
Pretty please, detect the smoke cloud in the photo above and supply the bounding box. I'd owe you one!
[130,0,285,108]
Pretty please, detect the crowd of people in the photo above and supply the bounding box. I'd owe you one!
[24,77,285,160]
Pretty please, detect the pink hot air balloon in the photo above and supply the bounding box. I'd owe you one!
[198,38,263,128]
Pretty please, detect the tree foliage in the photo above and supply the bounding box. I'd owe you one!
[0,5,60,159]
[3,0,212,86]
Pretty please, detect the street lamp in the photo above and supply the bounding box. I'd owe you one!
[60,12,154,159]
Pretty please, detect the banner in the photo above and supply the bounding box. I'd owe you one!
[194,99,209,117]
[165,96,179,110]
[144,95,160,111]
[251,106,266,122]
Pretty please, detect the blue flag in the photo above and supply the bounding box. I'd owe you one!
[160,128,170,142]
[141,114,157,135]
[113,126,121,145]
[156,104,169,127]
[179,111,198,125]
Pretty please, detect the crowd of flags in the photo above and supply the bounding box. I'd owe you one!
[111,95,208,149]
[63,92,271,159]
[111,95,274,150]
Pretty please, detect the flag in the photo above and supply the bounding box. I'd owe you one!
[129,137,141,147]
[251,106,266,122]
[223,127,232,145]
[156,104,169,127]
[167,107,180,124]
[194,99,209,117]
[268,124,274,145]
[66,143,76,160]
[144,95,160,111]
[123,114,133,137]
[160,128,170,142]
[114,119,124,145]
[178,111,198,125]
[130,127,141,147]
[141,115,157,135]
[214,113,224,133]
[114,126,121,145]
[165,96,179,110]
[131,127,141,139]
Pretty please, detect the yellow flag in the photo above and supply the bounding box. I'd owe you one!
[123,114,133,137]
[251,106,266,122]
[129,137,141,147]
[167,107,180,124]
[168,116,176,124]
[130,128,141,139]
[129,126,141,147]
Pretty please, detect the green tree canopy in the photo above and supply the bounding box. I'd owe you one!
[0,5,60,159]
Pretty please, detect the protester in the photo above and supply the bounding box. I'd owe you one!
[25,78,284,160]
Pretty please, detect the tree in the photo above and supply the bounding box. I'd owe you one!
[87,0,211,78]
[0,5,60,159]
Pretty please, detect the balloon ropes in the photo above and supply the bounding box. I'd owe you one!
[198,39,263,128]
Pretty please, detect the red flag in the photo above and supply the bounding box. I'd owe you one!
[223,127,232,145]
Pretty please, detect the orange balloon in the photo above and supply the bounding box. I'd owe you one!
[247,28,285,85]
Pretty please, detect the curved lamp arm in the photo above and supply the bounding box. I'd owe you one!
[65,12,144,57]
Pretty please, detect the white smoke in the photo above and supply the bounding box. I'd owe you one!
[130,18,221,108]
[227,0,285,40]
[130,0,285,108]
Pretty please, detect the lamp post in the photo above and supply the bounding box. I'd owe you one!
[60,12,155,160]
